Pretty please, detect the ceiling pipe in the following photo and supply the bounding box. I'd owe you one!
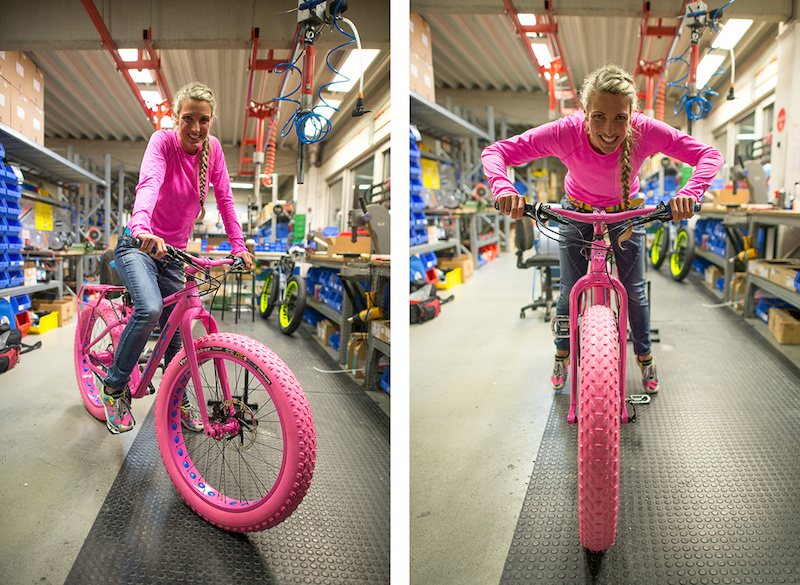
[80,0,159,130]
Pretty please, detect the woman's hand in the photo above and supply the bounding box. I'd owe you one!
[668,195,698,222]
[137,232,167,258]
[238,250,254,271]
[495,193,526,219]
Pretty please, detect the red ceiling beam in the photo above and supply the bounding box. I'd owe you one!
[238,26,301,178]
[542,1,578,111]
[143,29,174,112]
[502,0,548,91]
[80,0,160,130]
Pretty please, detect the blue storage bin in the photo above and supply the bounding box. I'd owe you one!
[0,236,7,251]
[11,293,31,313]
[5,218,21,235]
[0,271,9,289]
[322,226,339,237]
[7,269,23,287]
[0,142,5,159]
[420,251,438,269]
[328,332,340,351]
[755,298,794,323]
[7,252,23,269]
[3,197,21,218]
[0,297,15,326]
[380,367,390,394]
[0,254,8,271]
[6,235,22,250]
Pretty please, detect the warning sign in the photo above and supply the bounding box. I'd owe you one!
[777,107,786,133]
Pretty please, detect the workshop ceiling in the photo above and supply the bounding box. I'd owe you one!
[0,0,390,178]
[412,0,792,133]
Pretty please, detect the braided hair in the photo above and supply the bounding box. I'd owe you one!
[580,65,639,210]
[172,82,217,216]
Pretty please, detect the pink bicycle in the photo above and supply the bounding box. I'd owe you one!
[518,200,693,552]
[74,242,316,532]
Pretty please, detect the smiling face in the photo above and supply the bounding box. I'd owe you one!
[586,91,632,155]
[176,98,213,155]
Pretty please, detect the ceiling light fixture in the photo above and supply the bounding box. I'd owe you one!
[327,49,380,93]
[695,54,725,88]
[712,19,753,50]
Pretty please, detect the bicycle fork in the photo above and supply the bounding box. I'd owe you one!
[566,244,630,426]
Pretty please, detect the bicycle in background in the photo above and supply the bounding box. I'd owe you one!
[257,244,308,335]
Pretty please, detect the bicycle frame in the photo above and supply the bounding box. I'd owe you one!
[78,255,234,437]
[548,206,657,427]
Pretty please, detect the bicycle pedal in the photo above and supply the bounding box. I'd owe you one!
[627,394,651,405]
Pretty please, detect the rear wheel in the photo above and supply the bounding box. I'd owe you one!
[577,304,620,552]
[74,300,123,420]
[670,225,695,281]
[279,275,307,335]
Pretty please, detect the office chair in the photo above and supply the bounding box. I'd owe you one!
[515,217,560,321]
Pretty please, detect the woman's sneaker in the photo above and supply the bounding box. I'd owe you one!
[551,355,569,390]
[100,386,135,434]
[181,403,204,432]
[638,357,659,393]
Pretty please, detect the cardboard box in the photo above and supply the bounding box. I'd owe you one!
[710,187,749,207]
[728,272,746,311]
[747,259,772,280]
[316,319,339,345]
[768,307,800,345]
[748,259,800,291]
[438,255,473,282]
[370,319,391,344]
[32,295,76,327]
[326,235,372,256]
[347,333,368,378]
[705,265,723,290]
[767,259,800,290]
[410,14,435,101]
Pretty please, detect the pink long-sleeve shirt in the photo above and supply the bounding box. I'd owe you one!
[130,129,247,255]
[481,111,724,208]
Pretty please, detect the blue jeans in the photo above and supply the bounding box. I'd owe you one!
[554,197,651,357]
[103,235,184,391]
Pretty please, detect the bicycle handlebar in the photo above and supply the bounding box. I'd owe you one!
[130,237,245,273]
[494,200,700,227]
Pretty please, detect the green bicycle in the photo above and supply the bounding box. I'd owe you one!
[258,245,308,335]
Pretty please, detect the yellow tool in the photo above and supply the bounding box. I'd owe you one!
[733,235,756,262]
[348,292,383,324]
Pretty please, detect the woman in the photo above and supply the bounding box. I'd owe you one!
[101,81,254,434]
[482,64,723,394]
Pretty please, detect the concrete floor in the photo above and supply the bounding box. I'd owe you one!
[409,249,800,585]
[0,304,387,585]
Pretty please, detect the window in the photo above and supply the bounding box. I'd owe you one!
[327,177,344,229]
[735,111,756,162]
[350,157,375,218]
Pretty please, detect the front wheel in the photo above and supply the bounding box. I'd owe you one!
[578,304,621,552]
[279,275,307,335]
[258,270,279,319]
[155,332,316,532]
[649,223,669,269]
[670,225,695,281]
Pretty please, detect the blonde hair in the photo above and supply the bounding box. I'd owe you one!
[173,81,217,207]
[581,65,638,212]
